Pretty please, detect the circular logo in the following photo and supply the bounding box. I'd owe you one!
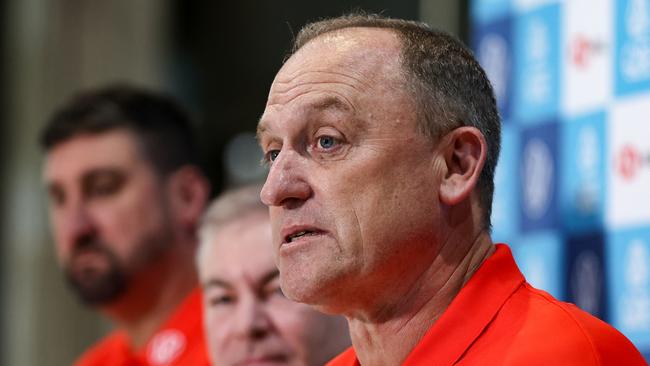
[147,329,186,365]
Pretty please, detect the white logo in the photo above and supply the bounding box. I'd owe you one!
[626,239,649,287]
[525,19,552,104]
[147,329,186,365]
[621,239,650,330]
[575,126,600,214]
[622,0,650,82]
[480,33,510,105]
[571,250,601,315]
[522,138,553,220]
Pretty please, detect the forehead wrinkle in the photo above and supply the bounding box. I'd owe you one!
[267,87,357,114]
[267,64,377,108]
[273,69,373,92]
[258,92,359,144]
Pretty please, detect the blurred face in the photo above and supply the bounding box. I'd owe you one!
[199,212,349,366]
[43,129,174,305]
[257,28,446,311]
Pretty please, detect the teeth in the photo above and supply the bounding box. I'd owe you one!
[288,231,310,242]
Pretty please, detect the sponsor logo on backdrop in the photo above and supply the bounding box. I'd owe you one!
[522,138,553,219]
[622,239,650,330]
[576,126,601,213]
[562,0,612,114]
[526,19,552,105]
[616,144,650,180]
[622,0,650,82]
[570,34,606,69]
[480,33,510,107]
[571,250,602,315]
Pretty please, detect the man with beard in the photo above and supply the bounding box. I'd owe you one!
[257,13,646,366]
[41,84,211,365]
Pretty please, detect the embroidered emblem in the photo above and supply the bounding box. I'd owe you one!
[147,329,186,365]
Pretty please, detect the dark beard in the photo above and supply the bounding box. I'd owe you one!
[64,239,127,305]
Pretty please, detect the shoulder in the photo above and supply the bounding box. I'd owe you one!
[326,347,359,366]
[502,283,646,365]
[73,331,131,366]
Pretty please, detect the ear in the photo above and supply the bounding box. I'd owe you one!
[167,166,211,234]
[439,127,487,206]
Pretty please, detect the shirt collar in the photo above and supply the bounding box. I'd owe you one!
[402,244,524,365]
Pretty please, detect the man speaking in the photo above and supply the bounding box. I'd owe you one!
[257,13,646,365]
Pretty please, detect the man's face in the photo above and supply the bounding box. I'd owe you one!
[257,28,446,310]
[199,212,349,366]
[43,129,174,305]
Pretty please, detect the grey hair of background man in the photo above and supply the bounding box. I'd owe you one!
[197,184,266,264]
[289,13,501,230]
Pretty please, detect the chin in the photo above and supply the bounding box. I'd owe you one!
[280,271,327,303]
[280,272,349,315]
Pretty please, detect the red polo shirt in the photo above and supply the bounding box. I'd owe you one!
[328,244,646,366]
[75,288,210,366]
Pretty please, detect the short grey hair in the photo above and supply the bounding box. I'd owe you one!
[197,184,266,264]
[290,12,501,230]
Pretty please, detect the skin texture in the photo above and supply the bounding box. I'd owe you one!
[43,128,209,346]
[198,211,350,366]
[258,28,443,312]
[258,28,494,366]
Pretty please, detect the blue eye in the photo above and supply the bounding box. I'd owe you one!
[266,150,280,162]
[318,136,336,149]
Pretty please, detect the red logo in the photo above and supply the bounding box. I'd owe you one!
[616,144,643,180]
[570,34,605,69]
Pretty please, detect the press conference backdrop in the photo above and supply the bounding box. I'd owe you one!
[471,0,650,357]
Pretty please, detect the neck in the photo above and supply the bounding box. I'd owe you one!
[102,245,198,348]
[347,230,494,366]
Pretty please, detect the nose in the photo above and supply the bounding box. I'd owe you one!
[234,296,272,340]
[56,202,97,257]
[260,149,312,207]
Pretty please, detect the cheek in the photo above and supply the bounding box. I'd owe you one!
[51,216,69,262]
[204,308,237,357]
[270,208,283,243]
[93,193,167,252]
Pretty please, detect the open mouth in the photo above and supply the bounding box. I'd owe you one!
[285,229,324,243]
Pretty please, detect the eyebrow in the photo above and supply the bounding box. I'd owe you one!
[202,278,231,290]
[201,269,279,290]
[256,95,353,142]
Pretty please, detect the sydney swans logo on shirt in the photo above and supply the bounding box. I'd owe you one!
[147,329,186,365]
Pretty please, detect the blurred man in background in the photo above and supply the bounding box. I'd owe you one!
[40,84,211,365]
[257,13,646,365]
[197,184,350,366]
